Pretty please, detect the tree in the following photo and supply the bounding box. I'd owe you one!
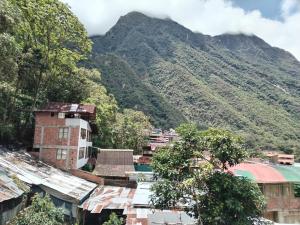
[103,213,123,225]
[151,123,266,225]
[10,194,64,225]
[112,109,152,153]
[0,0,93,142]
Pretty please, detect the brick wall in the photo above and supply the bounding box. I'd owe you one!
[68,149,78,169]
[35,112,65,126]
[40,148,67,170]
[69,169,104,184]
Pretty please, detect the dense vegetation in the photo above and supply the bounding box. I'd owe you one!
[91,12,300,155]
[0,1,151,150]
[10,194,64,225]
[151,124,266,225]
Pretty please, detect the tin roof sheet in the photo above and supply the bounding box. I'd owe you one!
[229,161,300,183]
[132,182,153,207]
[0,151,97,202]
[35,102,96,114]
[0,169,25,203]
[81,186,136,213]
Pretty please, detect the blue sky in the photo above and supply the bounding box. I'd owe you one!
[232,0,283,20]
[62,0,300,60]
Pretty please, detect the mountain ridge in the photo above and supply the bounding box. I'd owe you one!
[90,11,300,153]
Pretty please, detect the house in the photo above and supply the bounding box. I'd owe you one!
[229,161,300,223]
[32,102,96,170]
[268,153,294,165]
[93,149,135,184]
[0,151,97,222]
[0,169,28,225]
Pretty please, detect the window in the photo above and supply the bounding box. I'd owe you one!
[57,149,67,160]
[79,147,85,159]
[294,183,300,197]
[59,127,68,139]
[51,112,55,117]
[81,128,86,139]
[85,147,89,159]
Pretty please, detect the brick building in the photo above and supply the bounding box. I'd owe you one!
[32,102,96,170]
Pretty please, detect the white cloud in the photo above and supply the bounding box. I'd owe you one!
[62,0,300,60]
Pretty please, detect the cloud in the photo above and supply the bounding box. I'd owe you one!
[62,0,300,60]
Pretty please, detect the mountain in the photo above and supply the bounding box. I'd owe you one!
[90,12,300,152]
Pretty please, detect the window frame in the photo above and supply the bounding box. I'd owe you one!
[81,128,87,140]
[59,127,69,139]
[57,149,67,160]
[79,147,85,159]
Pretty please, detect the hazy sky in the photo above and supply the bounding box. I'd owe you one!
[61,0,300,60]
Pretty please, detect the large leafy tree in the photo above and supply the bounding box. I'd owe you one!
[0,0,93,142]
[10,194,64,225]
[151,123,266,225]
[112,109,152,153]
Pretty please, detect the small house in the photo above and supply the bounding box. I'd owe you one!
[32,102,96,170]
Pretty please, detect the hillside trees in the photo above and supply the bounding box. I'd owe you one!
[150,123,266,225]
[112,109,152,153]
[0,0,152,147]
[0,0,92,142]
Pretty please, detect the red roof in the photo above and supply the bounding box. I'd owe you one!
[228,162,286,183]
[35,102,96,114]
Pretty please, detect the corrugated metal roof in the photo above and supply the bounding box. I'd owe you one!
[229,161,300,183]
[81,183,193,225]
[0,151,97,203]
[81,186,136,213]
[148,211,196,225]
[0,169,25,203]
[35,102,96,114]
[132,182,152,207]
[93,149,135,177]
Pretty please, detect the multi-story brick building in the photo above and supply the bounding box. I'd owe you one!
[32,102,96,170]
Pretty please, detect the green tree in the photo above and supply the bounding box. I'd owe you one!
[0,0,20,140]
[0,0,93,142]
[112,109,152,153]
[103,213,123,225]
[10,194,64,225]
[151,123,266,225]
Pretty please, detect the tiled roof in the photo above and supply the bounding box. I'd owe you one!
[93,149,135,177]
[228,161,300,183]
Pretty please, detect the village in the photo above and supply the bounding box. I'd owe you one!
[0,102,300,225]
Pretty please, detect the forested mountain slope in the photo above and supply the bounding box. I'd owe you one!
[90,12,300,151]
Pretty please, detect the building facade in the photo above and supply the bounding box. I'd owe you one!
[33,102,96,170]
[229,161,300,223]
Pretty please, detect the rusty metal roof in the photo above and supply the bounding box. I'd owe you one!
[35,102,96,114]
[0,151,97,203]
[0,169,25,203]
[93,149,135,177]
[81,185,136,213]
